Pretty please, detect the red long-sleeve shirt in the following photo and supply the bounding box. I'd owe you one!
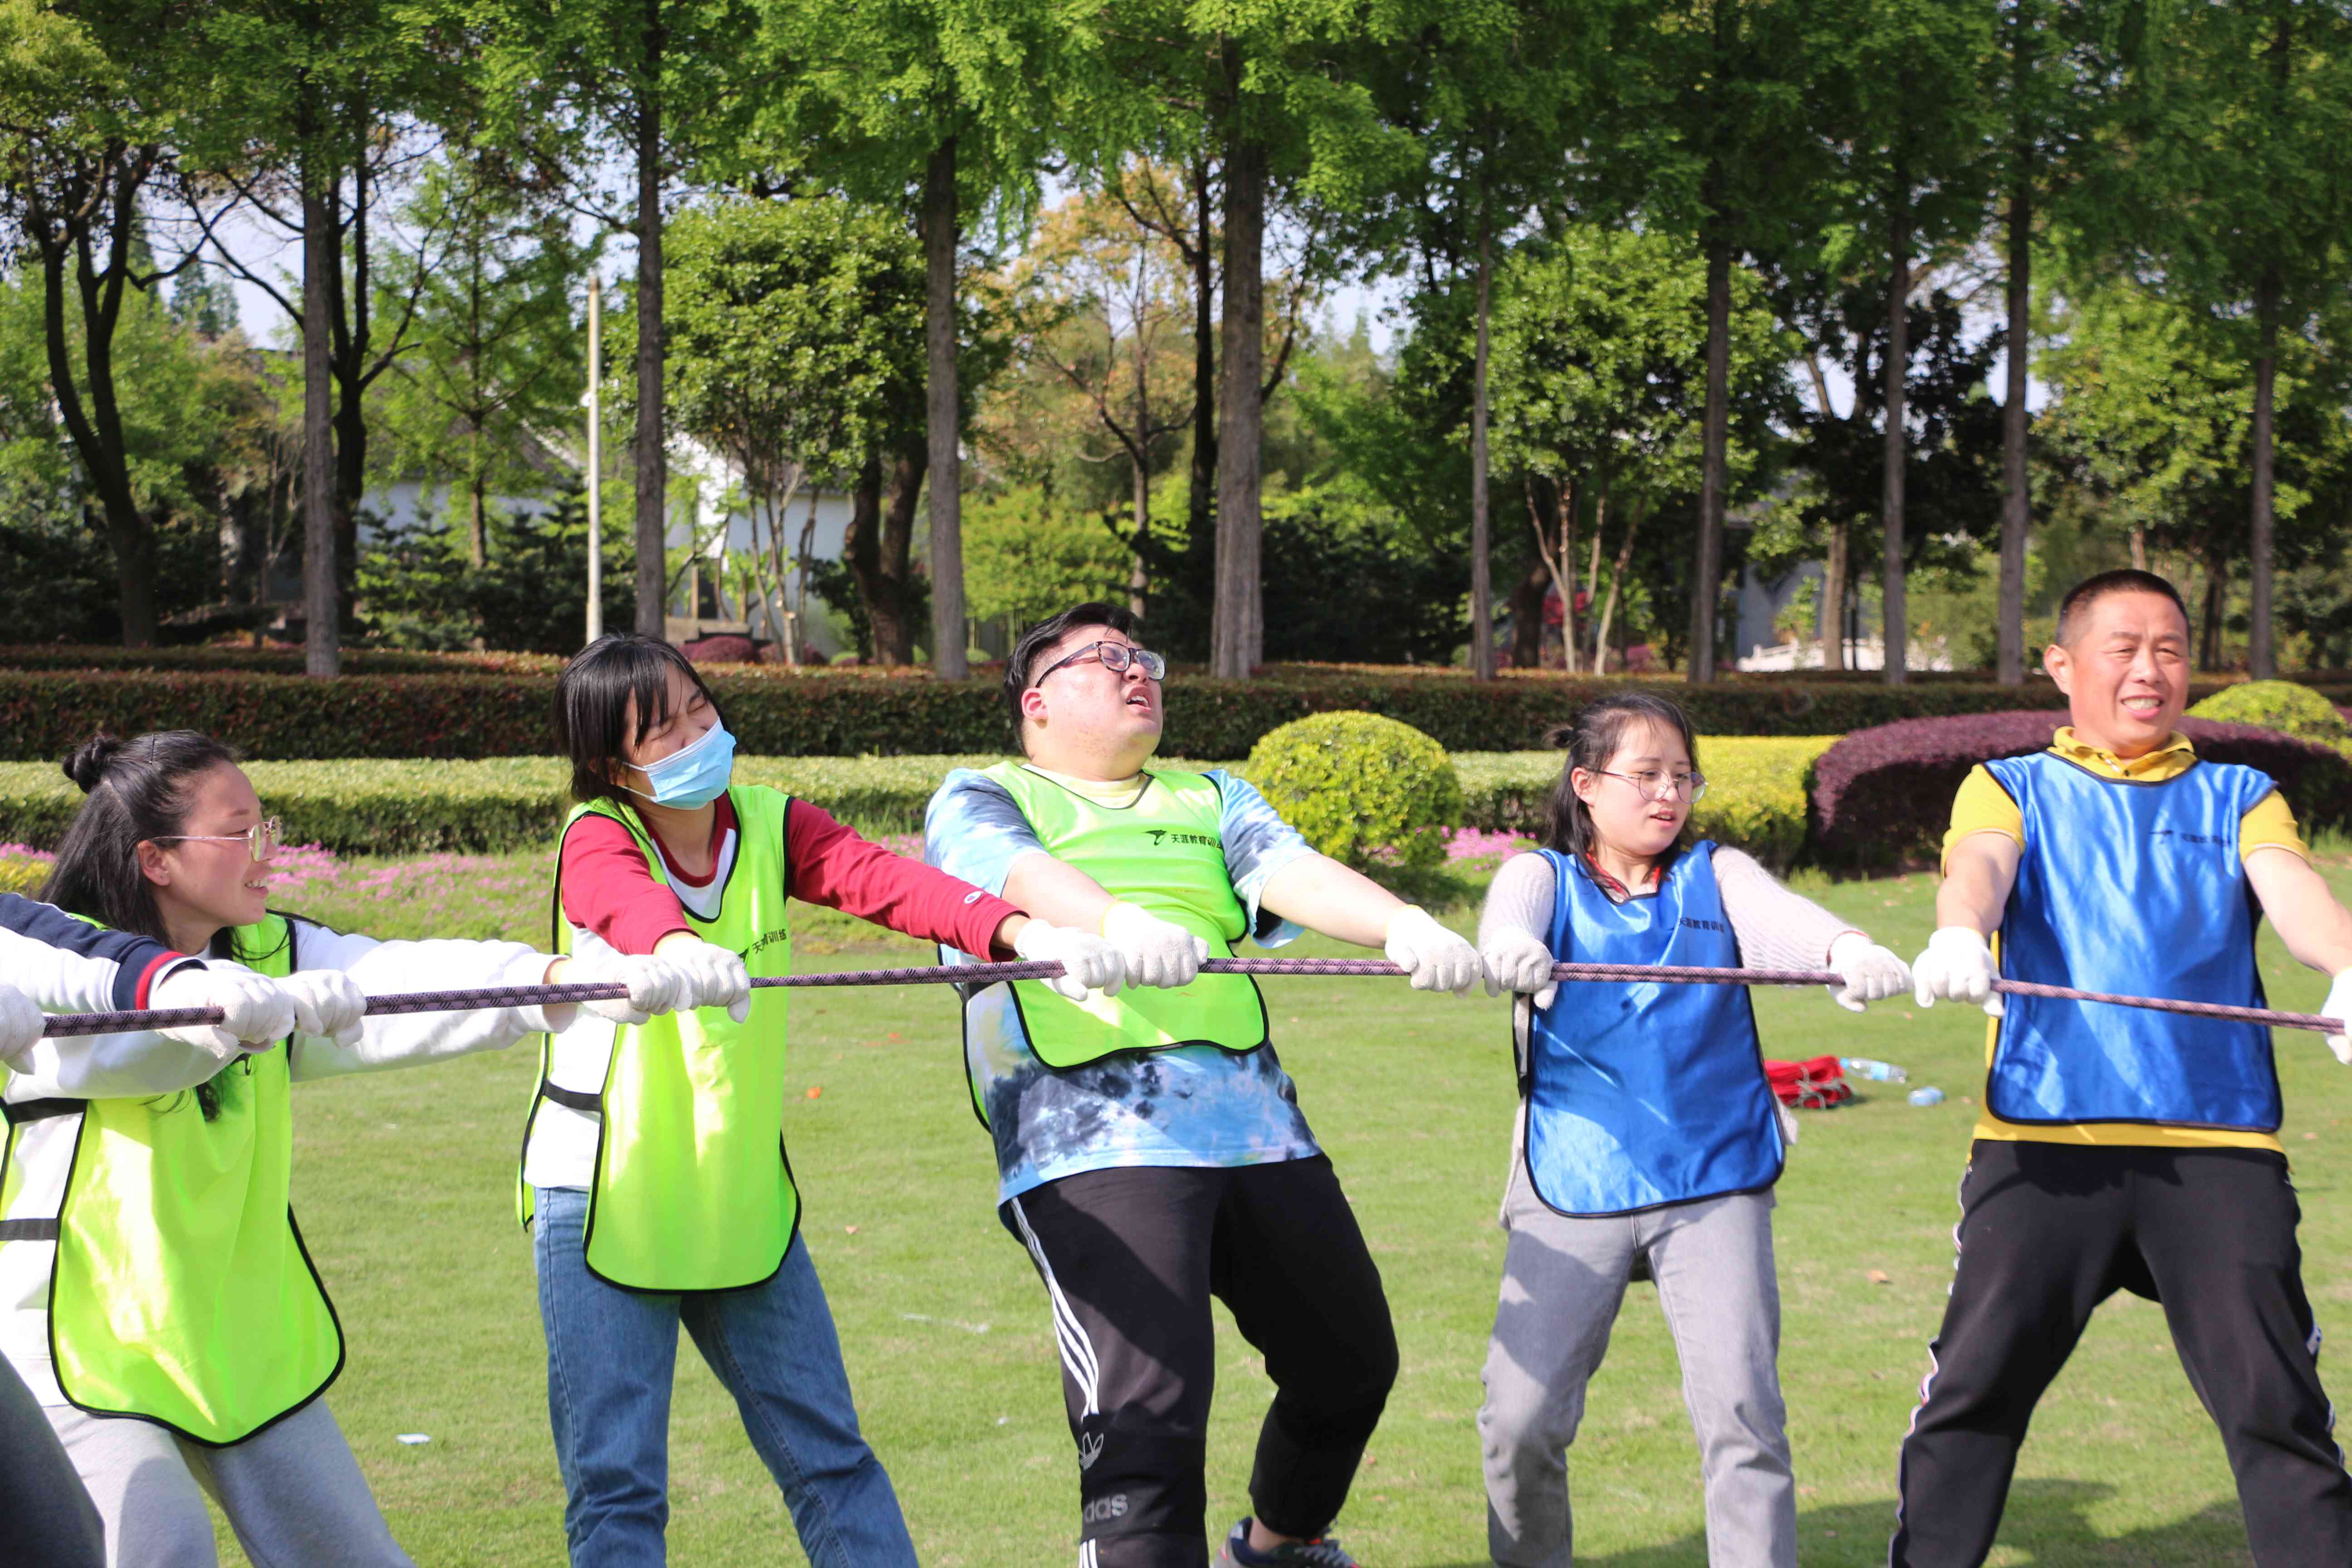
[559,795,1020,959]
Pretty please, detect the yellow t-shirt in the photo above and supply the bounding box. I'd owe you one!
[1941,728,2308,1152]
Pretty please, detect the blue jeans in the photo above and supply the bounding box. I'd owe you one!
[531,1186,917,1568]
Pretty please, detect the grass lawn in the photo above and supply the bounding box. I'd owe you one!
[228,847,2352,1566]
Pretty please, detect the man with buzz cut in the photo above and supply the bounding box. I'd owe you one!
[1894,568,2352,1567]
[924,601,1489,1568]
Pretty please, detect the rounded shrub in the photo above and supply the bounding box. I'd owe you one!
[2187,681,2352,755]
[1245,710,1464,869]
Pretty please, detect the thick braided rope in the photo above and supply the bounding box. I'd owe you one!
[32,959,2339,1039]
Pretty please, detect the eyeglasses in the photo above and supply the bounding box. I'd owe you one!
[152,817,283,861]
[1593,769,1709,803]
[1031,641,1166,686]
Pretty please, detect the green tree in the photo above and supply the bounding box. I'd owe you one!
[0,0,204,645]
[1985,0,2120,683]
[1489,225,1793,673]
[1595,0,1833,681]
[2077,0,2352,676]
[193,0,461,674]
[662,196,929,662]
[760,0,1094,679]
[469,0,766,639]
[0,252,270,641]
[2038,273,2348,670]
[1814,0,1995,683]
[1359,0,1599,679]
[367,154,595,568]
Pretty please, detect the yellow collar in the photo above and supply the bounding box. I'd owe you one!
[2048,726,2198,782]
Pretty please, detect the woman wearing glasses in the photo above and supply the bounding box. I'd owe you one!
[8,730,697,1568]
[1472,693,1911,1568]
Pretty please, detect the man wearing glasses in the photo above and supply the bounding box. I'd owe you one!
[924,602,1485,1568]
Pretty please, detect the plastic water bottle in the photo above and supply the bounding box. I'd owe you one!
[1908,1086,1945,1107]
[1841,1057,1908,1083]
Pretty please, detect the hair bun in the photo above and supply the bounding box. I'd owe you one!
[62,733,125,794]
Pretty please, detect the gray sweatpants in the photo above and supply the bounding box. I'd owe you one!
[1,1358,103,1567]
[1478,1159,1795,1568]
[45,1397,413,1568]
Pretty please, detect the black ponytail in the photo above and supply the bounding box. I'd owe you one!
[1540,693,1702,862]
[43,730,248,1119]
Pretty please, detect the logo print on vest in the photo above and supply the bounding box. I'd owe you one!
[1143,828,1218,849]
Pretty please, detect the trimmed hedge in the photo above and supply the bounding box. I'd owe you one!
[1454,739,1837,871]
[0,666,2300,761]
[0,756,1013,855]
[0,740,1830,861]
[1811,712,2352,871]
[0,646,564,674]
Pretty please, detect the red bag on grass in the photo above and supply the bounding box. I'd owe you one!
[1766,1055,1853,1110]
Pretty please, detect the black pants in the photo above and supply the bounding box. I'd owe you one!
[1002,1155,1400,1568]
[1891,1140,2352,1568]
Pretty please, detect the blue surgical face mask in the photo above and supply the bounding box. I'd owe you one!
[625,719,736,808]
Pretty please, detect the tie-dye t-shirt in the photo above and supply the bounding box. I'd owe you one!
[923,764,1323,1205]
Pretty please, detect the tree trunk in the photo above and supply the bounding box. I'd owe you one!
[1821,515,1849,671]
[470,470,488,568]
[1506,534,1548,670]
[1880,179,1911,686]
[1690,218,1731,684]
[331,126,367,631]
[924,133,968,678]
[36,211,154,647]
[1592,494,1645,677]
[632,10,669,638]
[1469,206,1495,681]
[1186,150,1217,563]
[876,435,928,666]
[2248,274,2278,680]
[1994,162,2032,681]
[1564,479,1592,674]
[302,150,339,678]
[1997,23,2034,686]
[2199,543,2227,671]
[1210,56,1265,681]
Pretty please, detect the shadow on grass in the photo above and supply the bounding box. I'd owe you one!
[1410,1480,2253,1568]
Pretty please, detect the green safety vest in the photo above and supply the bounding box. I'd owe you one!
[522,787,798,1292]
[982,762,1269,1070]
[0,912,341,1446]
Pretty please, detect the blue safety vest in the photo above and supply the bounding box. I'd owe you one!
[1520,843,1784,1216]
[1984,751,2281,1131]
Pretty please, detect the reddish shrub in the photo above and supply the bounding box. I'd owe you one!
[1811,711,2352,871]
[681,633,761,664]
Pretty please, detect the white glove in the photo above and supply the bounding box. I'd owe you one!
[2321,968,2352,1066]
[1912,926,2003,1018]
[1827,932,1911,1015]
[0,984,42,1072]
[660,937,753,1024]
[280,969,366,1049]
[152,965,295,1063]
[1385,906,1485,995]
[1101,902,1208,990]
[1480,926,1558,1011]
[570,952,689,1026]
[1014,921,1127,1002]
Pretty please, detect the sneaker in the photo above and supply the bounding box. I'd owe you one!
[1212,1516,1363,1567]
